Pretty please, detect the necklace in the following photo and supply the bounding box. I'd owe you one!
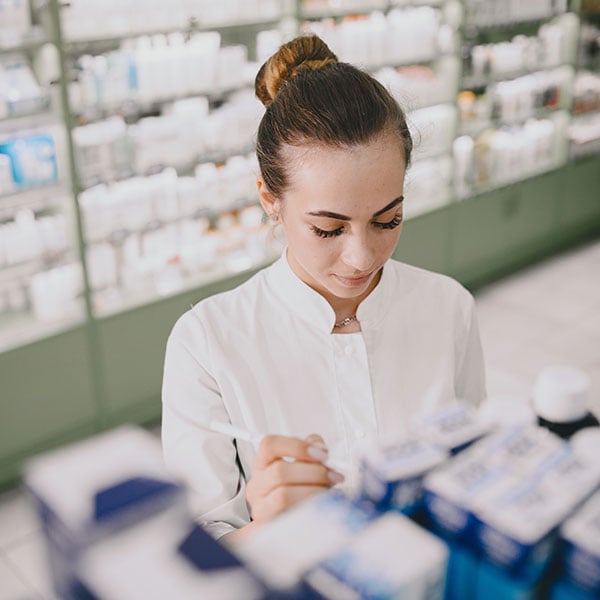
[334,315,358,328]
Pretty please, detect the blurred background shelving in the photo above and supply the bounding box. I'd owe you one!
[0,0,599,487]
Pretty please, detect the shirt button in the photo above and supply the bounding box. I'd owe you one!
[344,345,354,356]
[355,429,366,439]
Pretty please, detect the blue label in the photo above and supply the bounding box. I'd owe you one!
[422,489,472,543]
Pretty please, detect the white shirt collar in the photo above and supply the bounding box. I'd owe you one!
[266,248,397,332]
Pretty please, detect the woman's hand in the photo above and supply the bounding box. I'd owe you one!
[245,433,345,525]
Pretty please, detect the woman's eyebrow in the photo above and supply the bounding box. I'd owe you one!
[307,196,404,220]
[372,196,404,217]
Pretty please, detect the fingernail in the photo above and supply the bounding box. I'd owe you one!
[328,470,345,484]
[307,444,328,462]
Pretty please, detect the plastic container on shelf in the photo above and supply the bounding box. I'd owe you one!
[0,55,47,117]
[408,103,458,162]
[303,5,446,70]
[403,154,454,219]
[533,365,600,440]
[374,55,460,111]
[463,0,566,28]
[0,0,31,44]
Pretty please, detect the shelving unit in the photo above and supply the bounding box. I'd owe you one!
[0,0,599,488]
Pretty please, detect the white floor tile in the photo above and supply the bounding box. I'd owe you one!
[539,327,600,371]
[474,298,555,363]
[0,490,40,551]
[4,536,54,600]
[576,300,600,337]
[0,554,37,600]
[474,239,600,414]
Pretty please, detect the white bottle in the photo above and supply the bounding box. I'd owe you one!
[533,365,599,440]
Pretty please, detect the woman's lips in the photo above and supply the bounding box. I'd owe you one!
[333,271,374,287]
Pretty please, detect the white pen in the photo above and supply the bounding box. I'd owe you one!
[207,420,349,476]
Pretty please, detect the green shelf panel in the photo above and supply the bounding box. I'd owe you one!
[392,206,453,275]
[0,325,97,464]
[97,266,267,424]
[450,169,564,284]
[559,154,600,232]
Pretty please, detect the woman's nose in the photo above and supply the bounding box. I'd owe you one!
[340,233,375,272]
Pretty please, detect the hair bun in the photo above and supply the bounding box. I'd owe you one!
[255,35,338,107]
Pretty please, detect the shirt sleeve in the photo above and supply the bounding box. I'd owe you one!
[161,311,251,539]
[454,291,487,407]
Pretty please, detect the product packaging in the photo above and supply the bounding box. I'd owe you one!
[23,427,188,600]
[553,490,600,598]
[303,512,449,600]
[358,437,447,515]
[236,490,376,593]
[0,133,58,189]
[76,509,267,600]
[412,400,494,454]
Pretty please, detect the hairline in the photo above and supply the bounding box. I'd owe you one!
[262,126,409,200]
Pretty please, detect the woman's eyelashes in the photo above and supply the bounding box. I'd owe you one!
[310,213,403,238]
[311,225,344,238]
[373,213,403,230]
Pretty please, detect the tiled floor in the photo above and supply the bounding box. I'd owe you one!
[1,238,599,599]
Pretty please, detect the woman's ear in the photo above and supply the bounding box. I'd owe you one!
[257,176,281,223]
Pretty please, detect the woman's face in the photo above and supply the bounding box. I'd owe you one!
[259,132,406,308]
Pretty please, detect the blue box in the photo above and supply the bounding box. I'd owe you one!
[443,541,480,600]
[0,133,58,189]
[475,561,546,600]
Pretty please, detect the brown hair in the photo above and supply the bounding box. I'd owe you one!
[255,34,413,198]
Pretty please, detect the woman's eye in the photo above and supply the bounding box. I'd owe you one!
[310,225,344,238]
[373,214,403,230]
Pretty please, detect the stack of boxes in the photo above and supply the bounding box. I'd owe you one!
[23,402,600,600]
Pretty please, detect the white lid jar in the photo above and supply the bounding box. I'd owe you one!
[532,365,591,423]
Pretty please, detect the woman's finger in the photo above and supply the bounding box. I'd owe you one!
[256,459,343,497]
[253,434,329,469]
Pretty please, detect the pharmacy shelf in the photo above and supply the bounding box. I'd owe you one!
[94,251,278,319]
[78,146,257,192]
[471,161,570,198]
[301,3,387,19]
[0,106,55,132]
[463,13,568,34]
[70,84,254,127]
[84,196,262,247]
[573,105,600,117]
[0,183,67,220]
[0,261,42,288]
[0,28,49,55]
[365,54,451,73]
[572,107,600,118]
[61,17,285,54]
[300,0,447,20]
[459,107,571,138]
[461,63,573,90]
[0,252,76,297]
[570,139,600,159]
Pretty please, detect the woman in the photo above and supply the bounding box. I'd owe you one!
[162,35,486,542]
